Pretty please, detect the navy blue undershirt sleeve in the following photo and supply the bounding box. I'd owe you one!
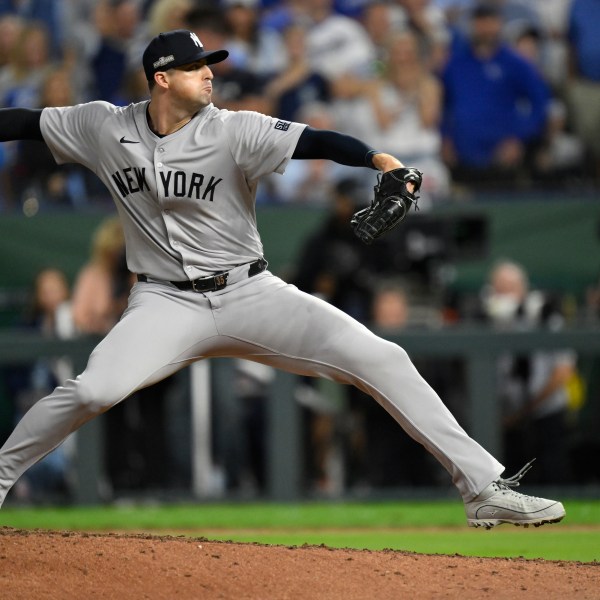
[292,126,379,169]
[0,108,44,141]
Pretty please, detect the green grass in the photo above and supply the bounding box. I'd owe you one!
[2,500,599,563]
[190,527,600,562]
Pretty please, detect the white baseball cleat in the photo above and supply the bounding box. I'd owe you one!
[465,460,566,529]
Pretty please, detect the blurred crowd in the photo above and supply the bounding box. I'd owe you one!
[0,0,599,212]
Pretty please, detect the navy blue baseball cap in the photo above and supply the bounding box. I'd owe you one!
[143,29,229,81]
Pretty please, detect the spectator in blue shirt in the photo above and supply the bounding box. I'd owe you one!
[441,3,550,189]
[566,0,600,185]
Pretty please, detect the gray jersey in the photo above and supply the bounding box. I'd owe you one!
[40,101,306,280]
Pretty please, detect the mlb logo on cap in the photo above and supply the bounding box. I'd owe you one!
[143,29,229,81]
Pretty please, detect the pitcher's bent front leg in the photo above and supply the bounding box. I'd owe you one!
[0,282,218,506]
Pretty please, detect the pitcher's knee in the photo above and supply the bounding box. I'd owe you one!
[365,338,410,365]
[353,339,414,381]
[76,379,119,415]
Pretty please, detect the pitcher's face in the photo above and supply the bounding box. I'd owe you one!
[164,60,214,109]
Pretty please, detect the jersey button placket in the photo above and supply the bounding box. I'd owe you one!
[156,147,174,248]
[156,146,187,273]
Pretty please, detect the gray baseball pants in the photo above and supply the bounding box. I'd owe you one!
[0,268,503,505]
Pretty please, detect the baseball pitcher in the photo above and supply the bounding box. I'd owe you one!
[0,30,564,528]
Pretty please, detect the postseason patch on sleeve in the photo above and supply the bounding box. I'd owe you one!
[274,120,290,131]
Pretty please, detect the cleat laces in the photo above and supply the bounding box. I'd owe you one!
[492,459,538,499]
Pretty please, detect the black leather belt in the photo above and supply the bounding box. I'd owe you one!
[137,258,268,292]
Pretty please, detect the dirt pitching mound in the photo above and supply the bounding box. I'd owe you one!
[1,527,598,599]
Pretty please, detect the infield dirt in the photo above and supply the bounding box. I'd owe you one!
[1,527,599,599]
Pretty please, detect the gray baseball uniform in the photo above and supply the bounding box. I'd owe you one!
[0,99,503,505]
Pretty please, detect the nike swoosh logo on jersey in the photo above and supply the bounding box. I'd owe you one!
[120,136,140,144]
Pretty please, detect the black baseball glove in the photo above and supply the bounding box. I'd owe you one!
[351,167,422,244]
